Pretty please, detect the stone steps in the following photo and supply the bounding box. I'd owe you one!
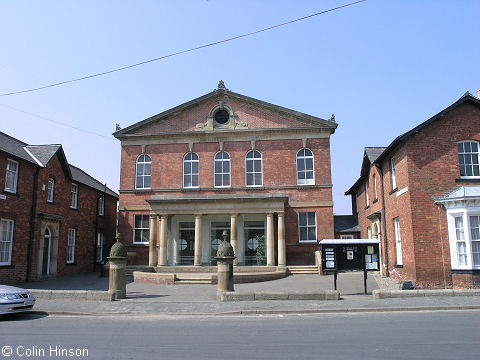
[287,266,318,275]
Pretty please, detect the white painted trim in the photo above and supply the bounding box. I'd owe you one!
[23,147,44,167]
[396,186,408,197]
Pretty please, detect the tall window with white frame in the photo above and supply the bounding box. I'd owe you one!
[96,233,104,262]
[373,173,378,200]
[183,152,199,188]
[135,154,151,189]
[214,151,230,187]
[365,179,370,207]
[5,159,19,193]
[393,217,402,265]
[47,178,55,203]
[0,219,14,266]
[245,150,262,187]
[468,215,480,266]
[71,184,78,209]
[458,141,480,178]
[390,158,397,190]
[296,148,315,185]
[298,212,317,242]
[67,229,75,264]
[134,215,150,244]
[454,216,467,266]
[98,195,104,216]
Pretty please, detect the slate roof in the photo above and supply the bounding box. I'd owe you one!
[334,215,360,233]
[24,145,61,166]
[69,165,118,198]
[113,86,337,138]
[345,92,480,196]
[374,92,480,164]
[0,131,118,198]
[365,147,386,163]
[0,131,37,164]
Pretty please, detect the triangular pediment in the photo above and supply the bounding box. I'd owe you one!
[114,88,336,138]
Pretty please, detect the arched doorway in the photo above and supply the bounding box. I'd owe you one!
[42,227,52,275]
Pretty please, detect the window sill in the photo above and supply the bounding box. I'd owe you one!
[131,243,149,247]
[0,264,14,268]
[66,262,76,266]
[393,264,403,268]
[373,199,378,204]
[296,241,318,246]
[451,269,480,274]
[70,207,78,211]
[389,188,398,195]
[364,205,370,210]
[456,178,480,183]
[3,189,18,196]
[46,201,55,205]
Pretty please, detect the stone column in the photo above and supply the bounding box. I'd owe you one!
[267,213,275,266]
[148,214,158,267]
[277,212,286,266]
[194,214,203,266]
[158,215,168,266]
[230,214,238,265]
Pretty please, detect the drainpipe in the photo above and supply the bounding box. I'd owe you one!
[93,184,107,272]
[379,165,390,276]
[26,167,40,282]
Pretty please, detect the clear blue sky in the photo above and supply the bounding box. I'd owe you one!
[1,0,479,214]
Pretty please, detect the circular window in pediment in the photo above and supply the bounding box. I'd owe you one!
[214,109,230,125]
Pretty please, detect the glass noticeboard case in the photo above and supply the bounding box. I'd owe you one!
[321,240,380,272]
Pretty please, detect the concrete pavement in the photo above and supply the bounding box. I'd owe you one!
[16,272,480,316]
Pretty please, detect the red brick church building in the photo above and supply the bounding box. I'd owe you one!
[114,82,337,268]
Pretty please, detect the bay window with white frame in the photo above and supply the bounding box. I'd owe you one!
[447,210,480,270]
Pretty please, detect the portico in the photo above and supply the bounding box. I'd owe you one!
[146,194,287,267]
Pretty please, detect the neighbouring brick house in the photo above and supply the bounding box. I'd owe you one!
[346,92,480,288]
[114,81,337,268]
[0,131,118,285]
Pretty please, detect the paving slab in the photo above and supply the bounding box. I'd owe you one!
[15,271,480,317]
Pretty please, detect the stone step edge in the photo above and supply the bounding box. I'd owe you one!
[373,289,480,298]
[218,290,340,301]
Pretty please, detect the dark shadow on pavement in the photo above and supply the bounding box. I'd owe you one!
[0,312,48,321]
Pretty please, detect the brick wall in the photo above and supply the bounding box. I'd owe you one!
[352,101,480,288]
[0,150,118,284]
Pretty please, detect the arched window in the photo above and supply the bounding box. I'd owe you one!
[214,151,230,187]
[183,152,199,188]
[246,150,262,186]
[135,154,151,189]
[296,148,314,185]
[458,141,480,177]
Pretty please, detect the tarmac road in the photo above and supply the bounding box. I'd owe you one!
[1,310,480,360]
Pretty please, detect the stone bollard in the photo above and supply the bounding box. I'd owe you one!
[216,230,236,293]
[108,233,128,299]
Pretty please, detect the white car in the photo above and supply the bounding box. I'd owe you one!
[0,285,35,314]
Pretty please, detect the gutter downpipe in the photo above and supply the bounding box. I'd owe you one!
[93,184,107,272]
[26,167,40,282]
[378,164,390,276]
